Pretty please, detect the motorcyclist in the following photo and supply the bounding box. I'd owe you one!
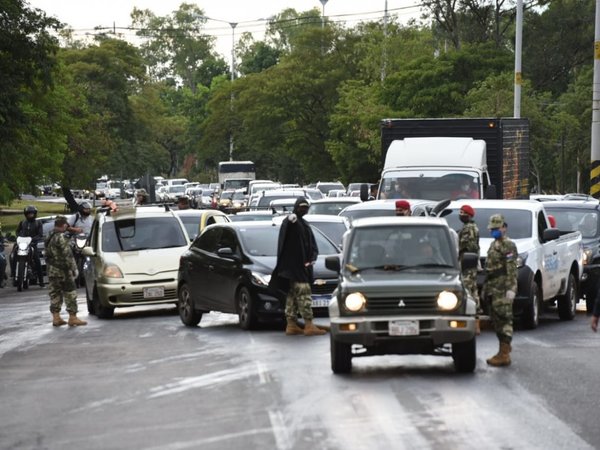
[66,201,93,236]
[10,205,44,287]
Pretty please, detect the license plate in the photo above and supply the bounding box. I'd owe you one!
[311,295,331,308]
[389,320,419,336]
[143,286,165,299]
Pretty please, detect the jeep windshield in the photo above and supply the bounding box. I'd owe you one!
[347,225,456,270]
[102,217,188,252]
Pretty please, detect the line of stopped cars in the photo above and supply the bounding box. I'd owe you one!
[79,193,588,375]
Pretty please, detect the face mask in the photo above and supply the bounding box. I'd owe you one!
[459,215,470,224]
[490,229,502,239]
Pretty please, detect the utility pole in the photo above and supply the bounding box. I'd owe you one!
[320,0,328,29]
[513,0,523,118]
[381,0,388,83]
[229,22,237,162]
[591,0,600,198]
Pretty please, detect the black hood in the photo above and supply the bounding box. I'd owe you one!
[293,197,310,215]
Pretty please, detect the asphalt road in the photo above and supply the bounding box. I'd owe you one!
[0,284,598,450]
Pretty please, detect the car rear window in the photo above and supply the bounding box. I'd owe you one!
[102,216,187,252]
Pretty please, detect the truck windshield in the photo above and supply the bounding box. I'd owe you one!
[379,170,480,201]
[443,208,532,239]
[348,225,456,269]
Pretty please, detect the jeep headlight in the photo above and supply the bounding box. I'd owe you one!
[103,264,123,278]
[437,291,458,310]
[516,252,528,268]
[251,271,271,286]
[583,248,593,265]
[345,292,366,312]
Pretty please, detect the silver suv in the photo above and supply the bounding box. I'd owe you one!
[82,206,190,318]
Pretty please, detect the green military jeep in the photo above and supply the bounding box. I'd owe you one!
[326,216,479,374]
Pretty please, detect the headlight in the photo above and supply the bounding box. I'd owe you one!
[516,252,528,268]
[437,291,458,310]
[344,292,366,312]
[251,271,271,286]
[103,264,123,278]
[583,248,593,265]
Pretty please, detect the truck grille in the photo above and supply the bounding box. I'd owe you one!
[366,295,438,314]
[311,280,337,295]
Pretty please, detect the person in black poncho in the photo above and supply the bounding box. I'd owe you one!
[271,197,326,336]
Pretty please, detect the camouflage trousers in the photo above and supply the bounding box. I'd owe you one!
[48,274,78,314]
[285,282,313,321]
[490,294,513,344]
[462,268,481,313]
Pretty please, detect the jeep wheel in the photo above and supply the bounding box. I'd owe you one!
[522,279,541,330]
[330,334,352,374]
[178,283,202,327]
[557,273,577,321]
[452,337,476,373]
[237,286,257,330]
[94,286,114,319]
[85,287,96,315]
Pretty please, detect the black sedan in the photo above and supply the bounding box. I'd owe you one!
[177,221,340,329]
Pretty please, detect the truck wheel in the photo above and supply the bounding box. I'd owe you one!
[452,337,476,373]
[178,283,202,327]
[558,273,577,321]
[522,280,541,330]
[330,334,352,374]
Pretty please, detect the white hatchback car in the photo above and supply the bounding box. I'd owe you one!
[82,206,190,318]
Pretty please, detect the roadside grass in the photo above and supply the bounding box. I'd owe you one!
[0,200,68,235]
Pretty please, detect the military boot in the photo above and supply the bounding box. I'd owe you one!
[68,313,87,327]
[486,342,511,367]
[304,320,327,336]
[285,318,304,335]
[52,312,67,327]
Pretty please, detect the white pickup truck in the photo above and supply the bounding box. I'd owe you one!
[441,200,584,329]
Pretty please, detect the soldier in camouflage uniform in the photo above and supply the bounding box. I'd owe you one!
[458,205,481,332]
[45,216,87,327]
[483,214,518,366]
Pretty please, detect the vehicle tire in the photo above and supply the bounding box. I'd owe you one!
[237,286,257,330]
[452,337,476,373]
[330,334,352,374]
[558,273,577,321]
[178,283,202,327]
[16,260,25,292]
[522,279,541,330]
[85,287,96,315]
[94,286,114,319]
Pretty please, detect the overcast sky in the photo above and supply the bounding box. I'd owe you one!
[27,0,421,57]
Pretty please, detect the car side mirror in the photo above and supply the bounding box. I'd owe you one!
[82,246,95,257]
[542,228,560,242]
[217,247,238,259]
[461,252,478,271]
[325,255,341,273]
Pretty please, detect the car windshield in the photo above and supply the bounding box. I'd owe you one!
[239,225,338,256]
[307,221,347,247]
[443,208,532,239]
[310,201,357,215]
[348,225,455,269]
[544,208,599,238]
[381,170,480,201]
[258,195,300,208]
[169,185,186,193]
[102,217,188,252]
[178,215,201,240]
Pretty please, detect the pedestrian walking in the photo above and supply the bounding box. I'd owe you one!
[483,214,517,366]
[458,204,481,332]
[271,197,326,336]
[44,216,87,327]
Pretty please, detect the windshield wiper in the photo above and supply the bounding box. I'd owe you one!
[411,263,455,268]
[347,264,411,273]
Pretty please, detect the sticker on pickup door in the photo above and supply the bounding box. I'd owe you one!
[143,286,165,299]
[311,294,332,308]
[389,320,419,336]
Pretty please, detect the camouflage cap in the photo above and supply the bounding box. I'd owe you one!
[487,214,505,229]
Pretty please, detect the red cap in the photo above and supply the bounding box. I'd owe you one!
[460,205,475,217]
[548,215,556,227]
[395,200,410,210]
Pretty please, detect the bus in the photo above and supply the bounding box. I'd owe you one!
[218,161,256,192]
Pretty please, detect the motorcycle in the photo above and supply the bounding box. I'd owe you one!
[14,236,37,291]
[71,232,88,287]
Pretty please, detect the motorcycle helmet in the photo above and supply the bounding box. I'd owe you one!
[24,205,38,217]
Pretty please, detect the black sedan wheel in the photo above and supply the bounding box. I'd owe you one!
[178,283,202,327]
[237,286,257,330]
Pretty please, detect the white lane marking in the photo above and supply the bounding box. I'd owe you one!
[145,427,276,450]
[256,361,270,384]
[268,409,292,450]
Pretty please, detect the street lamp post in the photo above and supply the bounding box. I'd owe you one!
[229,22,237,161]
